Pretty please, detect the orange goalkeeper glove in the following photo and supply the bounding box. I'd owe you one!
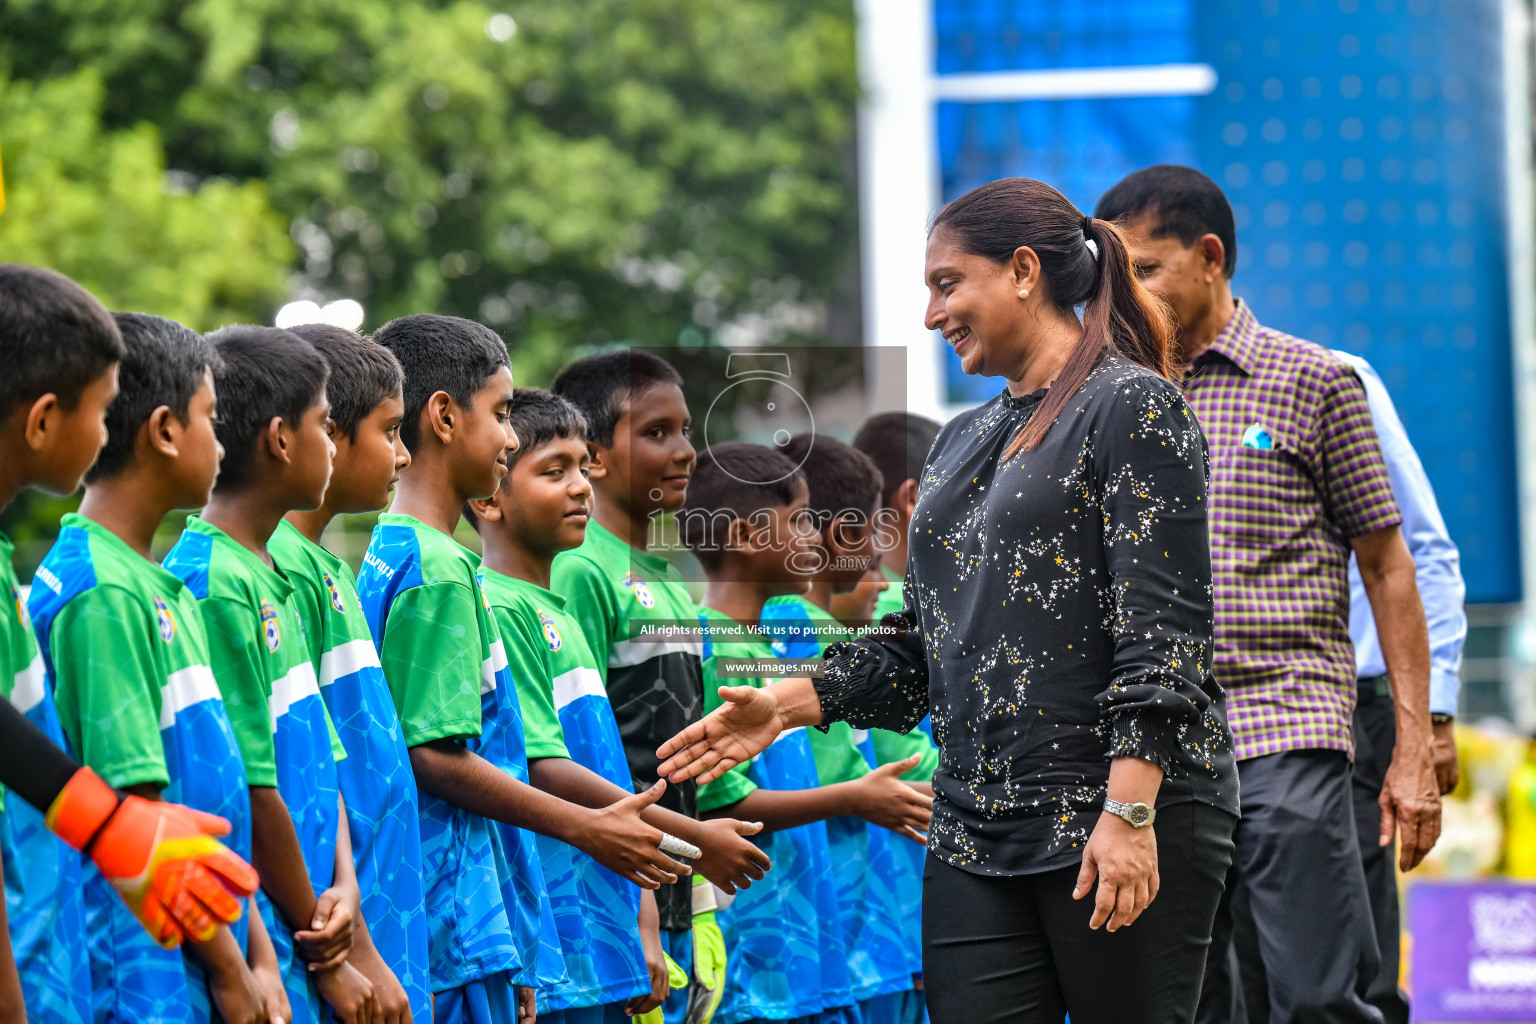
[45,767,259,948]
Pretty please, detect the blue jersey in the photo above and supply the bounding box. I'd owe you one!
[482,569,647,1009]
[269,520,430,1019]
[697,608,854,1022]
[2,528,89,1024]
[762,597,912,1002]
[31,516,251,1023]
[470,572,566,992]
[165,517,343,1024]
[357,515,521,993]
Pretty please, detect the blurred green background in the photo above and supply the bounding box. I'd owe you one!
[0,0,862,572]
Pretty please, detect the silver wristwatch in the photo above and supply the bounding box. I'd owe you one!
[1103,798,1156,828]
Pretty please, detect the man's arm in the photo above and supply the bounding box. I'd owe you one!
[1353,525,1441,871]
[1339,351,1466,793]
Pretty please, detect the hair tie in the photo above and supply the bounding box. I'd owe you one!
[1082,215,1100,260]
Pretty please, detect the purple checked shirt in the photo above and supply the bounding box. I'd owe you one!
[1184,301,1401,762]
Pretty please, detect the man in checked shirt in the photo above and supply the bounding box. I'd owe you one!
[1098,166,1442,1024]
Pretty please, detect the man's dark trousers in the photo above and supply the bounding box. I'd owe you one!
[1351,676,1411,1024]
[1196,749,1385,1024]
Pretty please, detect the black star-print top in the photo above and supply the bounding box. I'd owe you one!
[816,355,1240,876]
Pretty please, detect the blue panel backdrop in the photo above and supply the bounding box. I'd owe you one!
[931,0,1518,602]
[1193,0,1516,603]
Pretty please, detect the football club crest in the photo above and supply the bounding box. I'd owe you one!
[10,586,23,629]
[621,572,655,609]
[538,610,562,652]
[323,573,346,614]
[259,600,282,652]
[153,596,177,643]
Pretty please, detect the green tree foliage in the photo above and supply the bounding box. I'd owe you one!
[0,69,293,330]
[2,0,861,384]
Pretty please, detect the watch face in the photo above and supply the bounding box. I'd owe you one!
[1127,803,1151,827]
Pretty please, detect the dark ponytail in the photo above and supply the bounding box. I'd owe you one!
[929,177,1173,458]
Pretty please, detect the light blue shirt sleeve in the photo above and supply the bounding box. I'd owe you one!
[1336,351,1467,715]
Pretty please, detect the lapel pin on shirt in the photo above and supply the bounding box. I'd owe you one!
[1242,423,1274,450]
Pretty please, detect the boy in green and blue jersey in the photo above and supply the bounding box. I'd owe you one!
[0,266,125,1024]
[471,389,656,1023]
[850,413,942,1016]
[551,353,774,1023]
[361,315,690,1024]
[272,323,428,1021]
[31,313,282,1024]
[680,442,931,1024]
[761,435,926,1024]
[164,325,370,1024]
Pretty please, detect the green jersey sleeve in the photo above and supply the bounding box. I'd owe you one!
[493,604,569,760]
[695,652,759,812]
[324,700,347,762]
[870,727,939,782]
[380,582,486,747]
[285,567,327,671]
[808,721,871,786]
[200,595,278,787]
[50,585,169,790]
[550,555,618,677]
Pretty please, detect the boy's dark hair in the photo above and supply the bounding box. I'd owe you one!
[551,350,683,448]
[0,264,124,415]
[1094,164,1238,278]
[286,323,403,442]
[87,314,221,483]
[461,389,588,531]
[371,314,509,452]
[506,388,587,469]
[780,434,882,531]
[680,442,805,571]
[851,412,940,508]
[206,325,329,492]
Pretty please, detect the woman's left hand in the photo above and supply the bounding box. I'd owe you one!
[1072,811,1159,932]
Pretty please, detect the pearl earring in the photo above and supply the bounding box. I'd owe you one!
[1018,289,1030,300]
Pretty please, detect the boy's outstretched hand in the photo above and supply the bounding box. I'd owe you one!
[691,817,770,895]
[46,767,259,948]
[582,780,695,889]
[656,686,791,785]
[849,754,933,844]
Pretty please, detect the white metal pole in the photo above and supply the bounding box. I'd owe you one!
[855,0,944,421]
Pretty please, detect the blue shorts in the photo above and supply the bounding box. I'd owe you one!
[542,1002,633,1024]
[433,971,518,1024]
[662,929,692,1024]
[858,990,926,1024]
[819,1005,864,1024]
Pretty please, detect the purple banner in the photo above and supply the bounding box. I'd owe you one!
[1410,882,1536,1021]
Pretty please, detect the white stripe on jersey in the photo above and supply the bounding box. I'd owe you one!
[768,724,806,746]
[160,664,221,729]
[609,636,701,669]
[850,728,870,745]
[319,638,381,688]
[480,639,508,695]
[550,666,606,712]
[9,652,45,714]
[268,661,322,730]
[752,723,806,764]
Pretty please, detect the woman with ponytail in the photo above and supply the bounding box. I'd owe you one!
[655,179,1239,1023]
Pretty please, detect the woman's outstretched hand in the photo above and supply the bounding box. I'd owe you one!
[656,685,793,784]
